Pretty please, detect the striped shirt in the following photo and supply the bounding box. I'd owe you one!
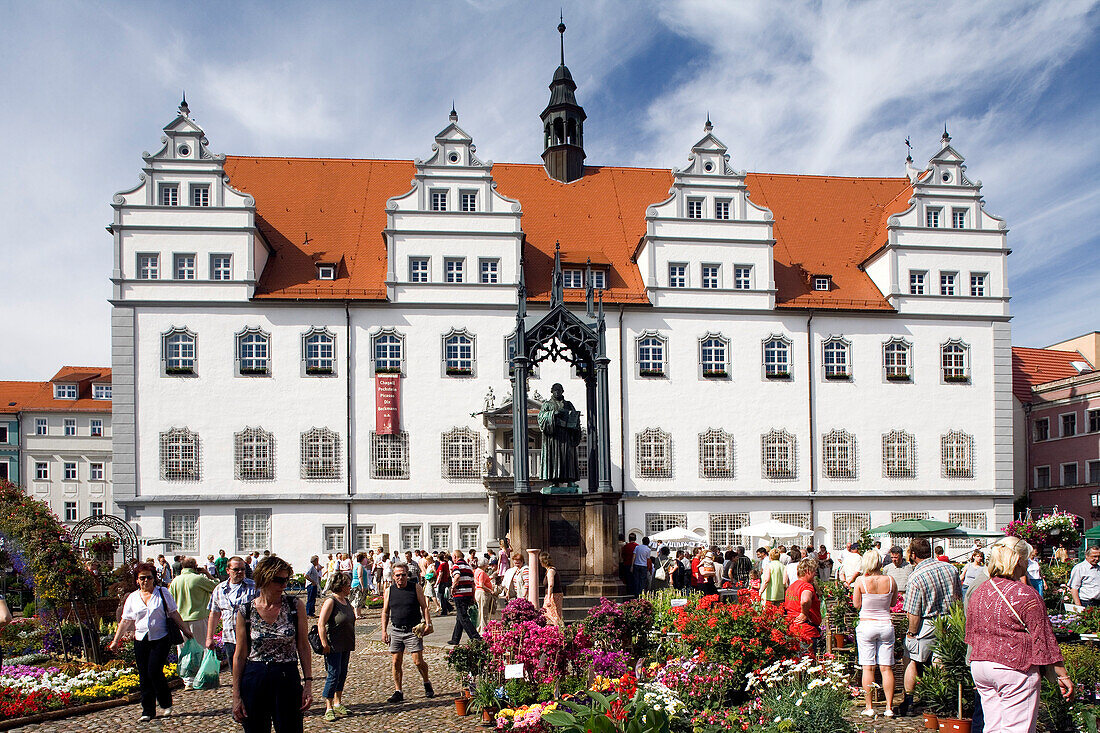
[903,558,962,619]
[208,578,257,644]
[451,559,475,600]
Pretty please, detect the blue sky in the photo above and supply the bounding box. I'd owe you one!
[1,0,1098,379]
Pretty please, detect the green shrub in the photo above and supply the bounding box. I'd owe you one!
[21,601,35,617]
[765,682,855,733]
[1064,643,1100,704]
[915,665,958,717]
[504,678,537,706]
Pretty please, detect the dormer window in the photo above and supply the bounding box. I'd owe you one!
[715,200,730,220]
[159,184,179,207]
[460,191,477,212]
[54,384,77,400]
[430,190,448,211]
[563,269,583,289]
[93,384,112,400]
[191,185,210,207]
[813,276,832,292]
[317,264,336,280]
[926,208,942,228]
[952,209,967,229]
[687,198,703,219]
[591,270,607,290]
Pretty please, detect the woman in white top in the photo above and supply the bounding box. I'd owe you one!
[852,549,899,717]
[784,547,804,586]
[501,552,529,600]
[108,562,194,722]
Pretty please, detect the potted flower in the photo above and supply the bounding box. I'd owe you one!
[375,365,402,375]
[766,371,790,379]
[446,367,473,377]
[85,535,116,556]
[702,369,727,379]
[1036,511,1081,549]
[886,371,911,382]
[639,369,665,378]
[306,365,333,375]
[469,676,501,726]
[165,366,194,376]
[239,366,268,376]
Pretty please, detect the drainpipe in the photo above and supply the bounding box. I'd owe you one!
[618,306,627,533]
[806,312,817,539]
[1023,402,1032,521]
[346,302,353,550]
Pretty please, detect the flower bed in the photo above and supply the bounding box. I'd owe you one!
[0,661,179,719]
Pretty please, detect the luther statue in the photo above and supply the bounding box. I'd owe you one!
[538,382,582,485]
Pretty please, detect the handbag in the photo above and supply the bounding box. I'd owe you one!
[307,624,325,655]
[654,561,667,582]
[158,588,184,645]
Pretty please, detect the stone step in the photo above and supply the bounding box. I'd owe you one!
[562,594,631,608]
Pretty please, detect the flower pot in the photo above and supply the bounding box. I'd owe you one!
[923,712,939,729]
[454,697,469,716]
[938,719,971,733]
[481,708,496,726]
[832,633,846,648]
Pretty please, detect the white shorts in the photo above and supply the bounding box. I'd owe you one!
[857,621,895,667]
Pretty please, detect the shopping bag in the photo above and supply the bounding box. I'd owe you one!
[192,649,221,690]
[177,637,204,678]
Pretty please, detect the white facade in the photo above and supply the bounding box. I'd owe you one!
[23,408,113,524]
[110,103,1014,567]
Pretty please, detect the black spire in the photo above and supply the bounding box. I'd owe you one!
[551,241,565,307]
[449,101,458,122]
[541,15,587,183]
[179,91,189,117]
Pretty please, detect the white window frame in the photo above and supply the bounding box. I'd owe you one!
[64,502,78,522]
[460,191,477,212]
[442,328,476,377]
[90,501,104,517]
[35,418,47,436]
[63,462,77,480]
[1034,465,1051,489]
[137,253,160,280]
[35,461,49,480]
[926,207,941,228]
[822,337,851,380]
[909,270,927,295]
[0,425,7,444]
[190,184,211,207]
[162,328,197,376]
[353,524,377,553]
[444,257,464,283]
[323,526,347,554]
[300,427,340,480]
[883,338,912,381]
[165,510,199,552]
[941,339,970,383]
[302,327,337,376]
[699,428,734,479]
[941,430,974,479]
[409,257,430,283]
[714,199,731,220]
[636,331,667,378]
[400,524,423,552]
[160,427,200,481]
[1061,412,1077,438]
[952,208,967,229]
[371,327,405,375]
[235,427,275,481]
[882,430,916,478]
[211,254,232,281]
[1062,462,1079,487]
[645,513,687,536]
[92,384,111,400]
[635,428,673,479]
[90,419,103,437]
[591,270,607,290]
[505,331,540,379]
[1089,409,1100,434]
[940,271,957,296]
[563,269,584,289]
[833,512,870,551]
[813,276,831,292]
[701,263,721,289]
[441,427,482,481]
[822,429,857,479]
[236,328,271,376]
[668,263,687,288]
[370,431,410,479]
[459,524,481,551]
[317,264,336,280]
[479,258,499,284]
[90,462,105,481]
[699,332,729,379]
[948,512,987,549]
[686,198,703,219]
[54,384,77,399]
[1087,459,1100,485]
[159,183,179,206]
[710,513,749,548]
[174,253,197,280]
[970,272,988,297]
[430,189,448,211]
[429,524,452,552]
[761,429,797,480]
[733,265,752,290]
[63,418,76,436]
[762,335,792,379]
[236,509,271,554]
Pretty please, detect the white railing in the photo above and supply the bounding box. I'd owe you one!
[488,449,542,478]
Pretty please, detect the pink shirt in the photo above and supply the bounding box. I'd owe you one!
[965,577,1063,672]
[474,568,494,592]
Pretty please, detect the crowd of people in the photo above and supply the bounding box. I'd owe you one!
[105,540,559,729]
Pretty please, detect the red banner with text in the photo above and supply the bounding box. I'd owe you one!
[376,375,400,434]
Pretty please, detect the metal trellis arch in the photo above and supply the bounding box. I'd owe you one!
[70,514,139,561]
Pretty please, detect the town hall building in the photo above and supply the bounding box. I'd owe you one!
[108,32,1013,566]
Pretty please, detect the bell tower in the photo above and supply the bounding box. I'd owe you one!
[540,17,587,183]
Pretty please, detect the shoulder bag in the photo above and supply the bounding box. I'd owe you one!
[157,587,184,645]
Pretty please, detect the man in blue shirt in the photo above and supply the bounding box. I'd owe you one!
[205,556,257,675]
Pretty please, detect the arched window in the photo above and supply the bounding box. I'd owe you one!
[882,430,916,478]
[883,338,912,380]
[941,340,970,382]
[941,431,974,478]
[302,328,336,375]
[160,427,199,481]
[235,427,274,480]
[635,428,673,478]
[553,118,565,146]
[442,328,476,377]
[822,429,857,479]
[566,119,577,145]
[372,328,405,374]
[761,429,796,479]
[822,338,851,379]
[236,328,270,375]
[162,328,196,375]
[699,428,734,478]
[301,427,340,480]
[441,427,482,481]
[762,336,791,378]
[636,331,667,378]
[371,431,410,479]
[699,333,729,378]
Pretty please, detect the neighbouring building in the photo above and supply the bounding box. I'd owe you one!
[109,33,1015,564]
[1013,341,1098,526]
[0,367,114,523]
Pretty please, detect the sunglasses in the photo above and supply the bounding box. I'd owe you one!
[229,567,245,572]
[271,575,290,585]
[137,575,154,581]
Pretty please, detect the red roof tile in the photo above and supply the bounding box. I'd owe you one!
[1011,347,1090,402]
[0,382,48,414]
[222,157,912,310]
[0,367,112,413]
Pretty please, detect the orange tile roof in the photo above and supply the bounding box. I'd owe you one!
[222,157,912,310]
[0,382,49,414]
[50,366,112,384]
[1011,347,1090,402]
[0,368,112,414]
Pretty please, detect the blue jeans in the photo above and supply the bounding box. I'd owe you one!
[632,566,649,597]
[306,584,318,616]
[323,650,351,700]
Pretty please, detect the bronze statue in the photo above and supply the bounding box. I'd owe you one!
[538,382,581,485]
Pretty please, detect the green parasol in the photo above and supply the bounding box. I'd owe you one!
[868,519,960,536]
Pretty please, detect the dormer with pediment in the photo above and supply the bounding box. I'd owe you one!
[109,98,268,303]
[385,108,523,306]
[634,120,776,310]
[863,129,1009,319]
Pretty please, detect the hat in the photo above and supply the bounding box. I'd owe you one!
[705,551,715,560]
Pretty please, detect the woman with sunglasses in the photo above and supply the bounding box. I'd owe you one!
[233,555,314,732]
[108,562,194,722]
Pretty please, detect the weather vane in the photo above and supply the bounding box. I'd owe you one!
[904,136,912,162]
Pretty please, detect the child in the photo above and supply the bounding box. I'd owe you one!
[748,568,762,599]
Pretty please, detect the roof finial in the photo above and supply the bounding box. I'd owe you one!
[704,112,713,133]
[942,123,950,145]
[449,100,458,122]
[904,135,913,163]
[179,91,189,117]
[558,11,566,66]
